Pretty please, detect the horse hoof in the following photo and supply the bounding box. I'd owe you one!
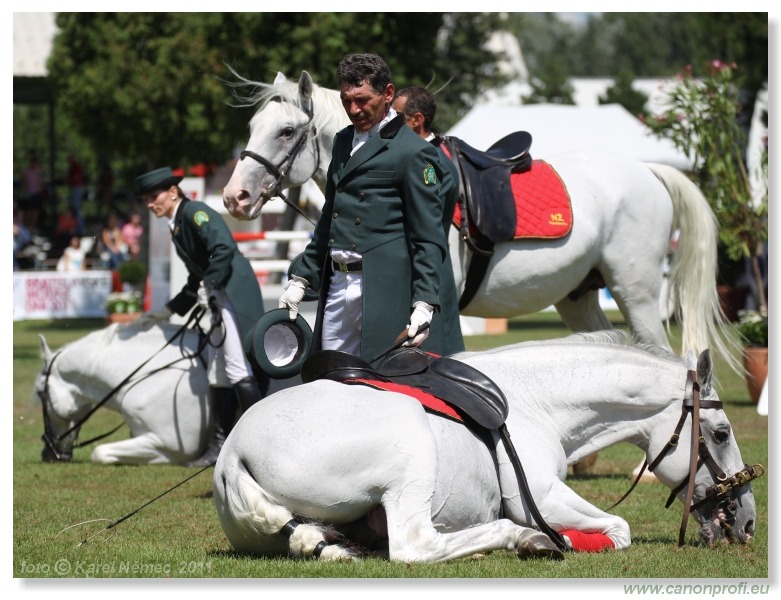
[516,530,565,561]
[572,453,598,475]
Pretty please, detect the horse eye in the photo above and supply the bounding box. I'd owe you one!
[712,427,731,444]
[281,127,295,138]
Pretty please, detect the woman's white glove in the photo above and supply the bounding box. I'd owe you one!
[197,281,210,309]
[404,301,434,347]
[278,275,309,320]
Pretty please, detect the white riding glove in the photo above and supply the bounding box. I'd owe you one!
[404,301,434,347]
[278,275,309,320]
[197,281,210,309]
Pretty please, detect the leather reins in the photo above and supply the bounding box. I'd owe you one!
[607,370,764,546]
[239,96,320,226]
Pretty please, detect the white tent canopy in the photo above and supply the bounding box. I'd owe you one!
[446,103,693,171]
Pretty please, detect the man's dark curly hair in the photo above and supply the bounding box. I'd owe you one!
[337,54,393,93]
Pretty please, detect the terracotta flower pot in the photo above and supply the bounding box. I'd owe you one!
[107,312,141,325]
[743,346,768,405]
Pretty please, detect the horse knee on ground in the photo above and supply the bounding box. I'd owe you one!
[90,436,169,464]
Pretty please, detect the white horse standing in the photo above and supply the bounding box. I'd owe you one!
[36,320,212,464]
[213,331,759,562]
[222,71,738,369]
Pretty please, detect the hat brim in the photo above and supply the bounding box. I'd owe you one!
[246,309,313,379]
[135,175,183,197]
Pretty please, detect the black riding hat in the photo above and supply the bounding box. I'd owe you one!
[135,167,183,196]
[246,308,314,379]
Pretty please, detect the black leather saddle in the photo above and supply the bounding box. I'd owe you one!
[300,347,508,430]
[442,131,533,243]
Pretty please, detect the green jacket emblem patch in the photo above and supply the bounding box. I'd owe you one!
[423,164,438,185]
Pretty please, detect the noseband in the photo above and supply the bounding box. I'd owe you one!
[39,350,81,461]
[609,370,764,546]
[239,96,321,213]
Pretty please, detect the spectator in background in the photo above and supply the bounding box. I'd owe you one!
[100,212,126,268]
[54,206,80,254]
[13,204,32,270]
[66,154,86,234]
[120,208,144,261]
[57,235,87,272]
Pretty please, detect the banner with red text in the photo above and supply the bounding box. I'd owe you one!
[13,271,113,320]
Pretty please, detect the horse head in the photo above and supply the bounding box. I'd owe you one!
[223,70,337,220]
[36,335,80,463]
[647,349,758,546]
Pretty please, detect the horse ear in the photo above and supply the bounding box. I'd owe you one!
[299,71,314,107]
[695,349,713,390]
[273,72,287,85]
[39,334,52,364]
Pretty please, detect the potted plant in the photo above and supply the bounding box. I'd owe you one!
[737,309,768,404]
[105,260,147,323]
[105,290,144,324]
[117,260,147,293]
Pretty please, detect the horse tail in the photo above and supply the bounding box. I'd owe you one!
[646,163,742,373]
[217,461,356,560]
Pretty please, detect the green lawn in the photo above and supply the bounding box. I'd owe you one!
[12,314,768,583]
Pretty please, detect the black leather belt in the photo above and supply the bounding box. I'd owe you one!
[333,260,362,273]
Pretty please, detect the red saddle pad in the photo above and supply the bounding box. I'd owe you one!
[453,159,572,240]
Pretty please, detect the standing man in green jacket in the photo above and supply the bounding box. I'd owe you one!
[279,53,463,362]
[136,167,267,466]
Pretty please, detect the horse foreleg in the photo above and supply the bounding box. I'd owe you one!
[554,290,613,334]
[538,479,631,551]
[90,433,175,465]
[381,483,563,562]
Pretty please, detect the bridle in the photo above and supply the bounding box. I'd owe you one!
[39,307,217,461]
[238,96,320,225]
[609,369,764,546]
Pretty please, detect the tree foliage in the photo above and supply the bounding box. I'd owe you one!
[45,12,505,187]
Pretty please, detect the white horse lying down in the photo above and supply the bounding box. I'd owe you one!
[36,320,213,465]
[213,332,759,562]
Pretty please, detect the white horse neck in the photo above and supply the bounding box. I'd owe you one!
[307,85,348,188]
[47,323,197,419]
[463,335,688,455]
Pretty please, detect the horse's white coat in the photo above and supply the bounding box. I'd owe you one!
[37,321,211,464]
[214,332,757,562]
[222,72,739,370]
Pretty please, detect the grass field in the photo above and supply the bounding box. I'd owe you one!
[12,313,769,588]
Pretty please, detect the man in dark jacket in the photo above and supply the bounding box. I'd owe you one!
[136,167,267,466]
[280,54,463,363]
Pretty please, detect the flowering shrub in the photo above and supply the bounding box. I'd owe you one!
[644,61,767,264]
[737,309,768,348]
[105,291,143,314]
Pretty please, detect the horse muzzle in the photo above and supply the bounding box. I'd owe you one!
[41,434,74,462]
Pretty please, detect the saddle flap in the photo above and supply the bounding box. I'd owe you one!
[429,356,509,428]
[375,347,432,376]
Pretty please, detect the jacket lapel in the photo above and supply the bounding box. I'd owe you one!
[336,114,405,182]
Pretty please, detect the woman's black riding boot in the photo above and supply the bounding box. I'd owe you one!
[233,376,263,414]
[185,386,237,467]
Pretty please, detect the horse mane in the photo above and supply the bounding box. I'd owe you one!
[223,67,344,135]
[460,329,683,365]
